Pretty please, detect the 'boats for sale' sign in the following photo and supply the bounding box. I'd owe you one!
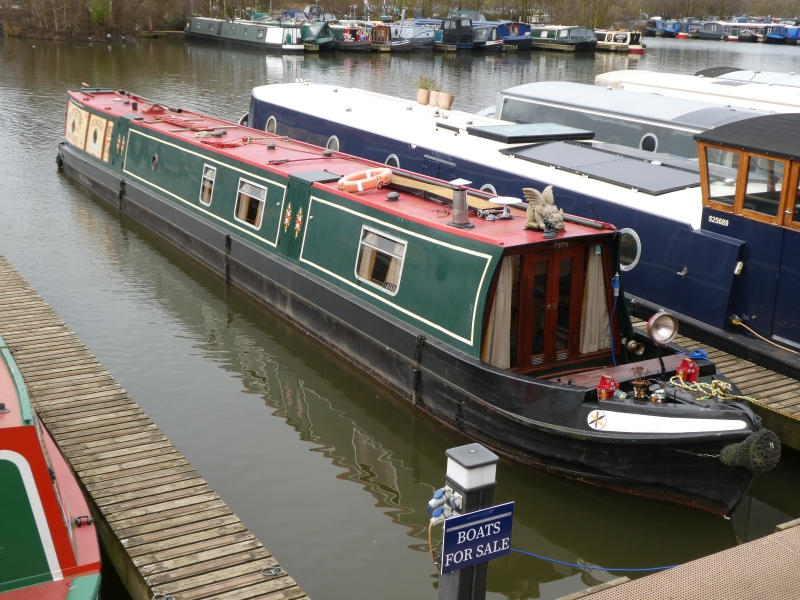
[441,502,514,574]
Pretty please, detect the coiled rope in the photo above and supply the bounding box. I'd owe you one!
[668,376,756,403]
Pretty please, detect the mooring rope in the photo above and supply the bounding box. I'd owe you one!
[510,548,679,572]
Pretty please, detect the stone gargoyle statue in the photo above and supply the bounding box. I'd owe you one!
[523,186,565,234]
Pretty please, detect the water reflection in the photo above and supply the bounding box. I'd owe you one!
[2,34,800,600]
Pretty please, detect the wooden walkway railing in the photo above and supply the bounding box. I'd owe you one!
[0,253,309,600]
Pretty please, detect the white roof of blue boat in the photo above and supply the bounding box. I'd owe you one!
[595,70,800,113]
[715,69,800,89]
[250,83,704,228]
[499,81,770,129]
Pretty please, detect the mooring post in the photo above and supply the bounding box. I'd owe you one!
[438,443,499,600]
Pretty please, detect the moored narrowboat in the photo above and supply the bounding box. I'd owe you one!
[594,29,644,53]
[370,24,411,51]
[0,337,102,598]
[301,21,336,51]
[390,18,438,50]
[331,23,372,50]
[435,16,473,51]
[529,26,597,51]
[186,16,306,52]
[58,87,783,515]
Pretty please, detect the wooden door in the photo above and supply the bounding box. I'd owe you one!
[517,246,585,370]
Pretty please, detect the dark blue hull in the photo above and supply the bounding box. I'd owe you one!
[248,94,800,349]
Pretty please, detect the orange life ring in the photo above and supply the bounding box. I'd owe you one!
[337,168,393,194]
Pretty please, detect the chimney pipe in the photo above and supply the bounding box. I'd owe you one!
[448,178,474,229]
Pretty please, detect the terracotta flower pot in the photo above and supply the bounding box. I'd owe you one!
[417,88,430,105]
[429,90,440,107]
[438,92,454,110]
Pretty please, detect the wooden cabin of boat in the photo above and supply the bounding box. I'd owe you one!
[697,113,800,347]
[0,338,101,597]
[594,29,644,53]
[528,26,597,51]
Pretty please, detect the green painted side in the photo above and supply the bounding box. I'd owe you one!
[66,574,102,600]
[0,334,33,425]
[123,128,287,249]
[300,195,499,348]
[72,111,500,356]
[0,461,51,592]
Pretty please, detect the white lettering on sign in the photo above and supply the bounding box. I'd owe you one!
[708,215,729,227]
[444,537,510,568]
[456,521,502,544]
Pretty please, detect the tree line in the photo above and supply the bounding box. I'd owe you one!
[1,0,794,39]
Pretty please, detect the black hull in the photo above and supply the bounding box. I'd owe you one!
[58,142,755,515]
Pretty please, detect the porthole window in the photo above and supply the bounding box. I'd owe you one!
[234,179,267,229]
[151,153,158,171]
[385,154,400,168]
[199,164,216,206]
[355,226,407,296]
[480,183,497,194]
[257,29,265,39]
[266,116,277,134]
[326,135,340,152]
[618,228,641,272]
[640,133,658,153]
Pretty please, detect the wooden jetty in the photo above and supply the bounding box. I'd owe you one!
[0,252,309,600]
[562,519,800,599]
[631,318,800,452]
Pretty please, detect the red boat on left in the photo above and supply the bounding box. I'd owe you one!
[0,334,101,599]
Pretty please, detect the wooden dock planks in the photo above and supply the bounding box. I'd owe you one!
[632,318,800,451]
[0,253,309,600]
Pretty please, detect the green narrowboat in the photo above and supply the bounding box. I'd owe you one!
[0,336,101,599]
[56,87,780,515]
[301,21,336,51]
[529,25,597,51]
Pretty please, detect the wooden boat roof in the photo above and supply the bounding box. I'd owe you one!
[69,89,613,249]
[695,113,800,160]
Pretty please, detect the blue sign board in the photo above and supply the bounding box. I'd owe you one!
[441,502,514,574]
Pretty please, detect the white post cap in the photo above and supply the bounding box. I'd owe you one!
[445,443,498,491]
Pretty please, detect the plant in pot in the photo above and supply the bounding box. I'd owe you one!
[429,83,441,108]
[438,90,455,110]
[416,75,435,105]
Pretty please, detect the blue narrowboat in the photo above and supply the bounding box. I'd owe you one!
[446,10,531,50]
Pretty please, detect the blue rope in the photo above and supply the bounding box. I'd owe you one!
[511,548,678,572]
[610,297,618,367]
[676,349,708,360]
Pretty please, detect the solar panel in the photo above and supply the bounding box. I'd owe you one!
[503,142,701,195]
[467,122,594,144]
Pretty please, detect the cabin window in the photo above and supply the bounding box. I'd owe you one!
[266,116,277,134]
[244,28,248,36]
[234,179,267,229]
[199,165,216,206]
[196,22,201,30]
[444,20,454,29]
[743,156,785,218]
[208,23,214,32]
[461,19,470,27]
[640,133,658,152]
[385,154,400,168]
[355,227,407,296]
[705,147,740,208]
[231,26,236,34]
[579,247,610,354]
[618,228,641,271]
[258,29,265,39]
[559,29,569,38]
[480,183,497,195]
[326,135,340,152]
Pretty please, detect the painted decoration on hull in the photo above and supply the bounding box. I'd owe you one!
[65,102,89,149]
[86,114,107,160]
[587,410,606,430]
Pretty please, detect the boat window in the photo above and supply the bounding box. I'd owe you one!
[266,116,277,134]
[793,168,800,225]
[326,135,340,152]
[385,154,400,168]
[231,26,236,34]
[208,23,214,32]
[705,147,740,208]
[461,19,470,27]
[258,29,265,39]
[197,22,202,30]
[234,179,267,229]
[559,29,569,38]
[355,227,407,296]
[743,156,785,218]
[199,164,216,206]
[556,257,573,354]
[580,246,611,354]
[480,183,497,194]
[244,28,248,36]
[640,133,658,152]
[618,228,641,271]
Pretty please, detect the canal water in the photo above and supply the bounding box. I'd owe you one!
[1,35,800,600]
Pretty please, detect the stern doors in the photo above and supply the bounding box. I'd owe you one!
[278,171,341,259]
[515,246,587,369]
